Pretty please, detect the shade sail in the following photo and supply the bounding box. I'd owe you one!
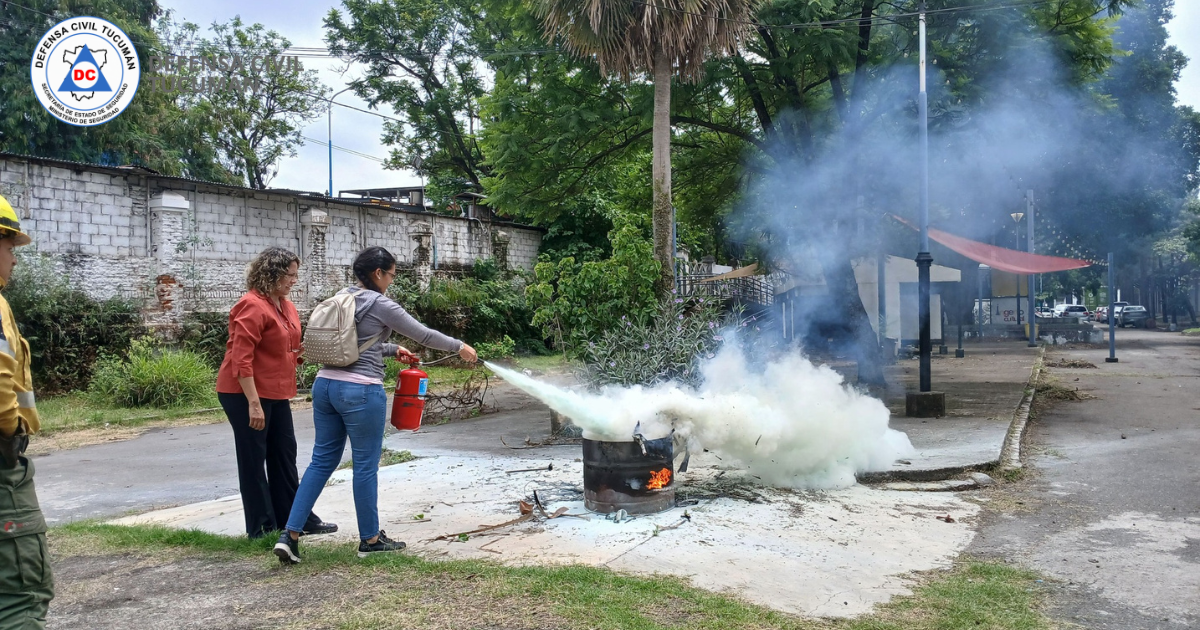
[698,262,759,283]
[892,215,1091,274]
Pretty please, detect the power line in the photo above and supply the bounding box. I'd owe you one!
[2,1,55,20]
[3,0,1086,63]
[300,135,387,163]
[626,0,1058,30]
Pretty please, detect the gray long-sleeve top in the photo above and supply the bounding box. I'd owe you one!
[320,287,463,381]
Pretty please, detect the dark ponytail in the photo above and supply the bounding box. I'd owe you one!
[352,246,396,289]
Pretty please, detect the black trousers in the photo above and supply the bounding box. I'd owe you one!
[219,393,324,538]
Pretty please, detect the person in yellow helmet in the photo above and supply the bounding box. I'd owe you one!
[0,194,52,629]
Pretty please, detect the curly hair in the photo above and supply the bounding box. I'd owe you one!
[245,247,300,295]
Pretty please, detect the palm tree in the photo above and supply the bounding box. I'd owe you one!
[537,0,762,295]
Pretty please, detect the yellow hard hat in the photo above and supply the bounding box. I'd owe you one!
[0,195,31,246]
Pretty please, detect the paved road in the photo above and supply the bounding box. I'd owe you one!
[970,328,1200,629]
[33,382,551,524]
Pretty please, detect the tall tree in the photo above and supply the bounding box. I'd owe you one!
[488,0,1139,383]
[176,18,328,189]
[535,0,762,295]
[0,0,201,173]
[325,0,494,209]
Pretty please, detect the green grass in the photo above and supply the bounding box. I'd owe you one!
[49,523,1053,630]
[378,353,576,392]
[509,353,578,372]
[381,360,492,391]
[336,448,416,471]
[1182,327,1200,336]
[423,365,491,390]
[36,394,223,435]
[849,561,1051,630]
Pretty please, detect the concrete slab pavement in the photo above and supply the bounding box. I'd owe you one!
[35,339,1042,525]
[42,343,1049,618]
[114,448,981,618]
[872,340,1042,480]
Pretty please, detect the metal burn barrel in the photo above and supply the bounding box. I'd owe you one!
[582,436,675,515]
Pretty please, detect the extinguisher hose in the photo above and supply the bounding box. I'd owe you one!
[420,354,460,366]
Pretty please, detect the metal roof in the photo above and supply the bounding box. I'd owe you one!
[341,186,426,196]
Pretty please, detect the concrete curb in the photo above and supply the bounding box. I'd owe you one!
[861,345,1044,488]
[998,347,1045,472]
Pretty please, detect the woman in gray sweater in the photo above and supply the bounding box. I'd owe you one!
[275,247,476,563]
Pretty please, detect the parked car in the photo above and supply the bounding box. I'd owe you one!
[1094,302,1128,323]
[1035,307,1054,319]
[1057,305,1091,321]
[1118,305,1149,328]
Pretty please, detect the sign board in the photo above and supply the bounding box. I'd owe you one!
[992,297,1026,324]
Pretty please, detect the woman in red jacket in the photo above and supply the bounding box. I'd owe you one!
[216,247,336,539]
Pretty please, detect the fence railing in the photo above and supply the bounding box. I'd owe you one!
[676,263,774,305]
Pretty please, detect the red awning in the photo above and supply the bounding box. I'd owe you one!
[892,215,1091,274]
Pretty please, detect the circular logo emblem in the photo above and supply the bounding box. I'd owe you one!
[29,16,140,127]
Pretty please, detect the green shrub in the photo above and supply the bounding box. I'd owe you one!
[5,252,144,394]
[476,335,516,360]
[88,338,217,409]
[383,357,403,385]
[297,362,320,390]
[526,214,659,355]
[582,297,738,389]
[180,312,229,369]
[386,258,541,350]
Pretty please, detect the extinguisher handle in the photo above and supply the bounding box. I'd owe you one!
[396,348,421,366]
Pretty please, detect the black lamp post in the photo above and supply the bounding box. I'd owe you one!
[905,2,945,418]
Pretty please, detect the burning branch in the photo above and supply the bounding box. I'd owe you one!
[646,468,672,490]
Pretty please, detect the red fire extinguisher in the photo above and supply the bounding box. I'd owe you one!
[390,356,428,431]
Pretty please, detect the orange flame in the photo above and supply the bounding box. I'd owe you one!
[646,468,671,490]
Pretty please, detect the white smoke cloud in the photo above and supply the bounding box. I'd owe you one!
[485,346,912,490]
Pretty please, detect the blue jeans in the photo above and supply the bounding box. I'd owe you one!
[286,378,388,540]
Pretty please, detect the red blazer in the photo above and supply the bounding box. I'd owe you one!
[216,290,302,400]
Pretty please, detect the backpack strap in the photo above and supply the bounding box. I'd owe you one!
[357,331,384,354]
[348,286,388,354]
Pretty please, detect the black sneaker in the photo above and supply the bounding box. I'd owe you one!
[273,531,300,564]
[357,530,406,558]
[301,521,338,536]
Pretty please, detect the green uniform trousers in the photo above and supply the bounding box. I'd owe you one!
[0,457,53,630]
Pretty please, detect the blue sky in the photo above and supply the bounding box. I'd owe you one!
[159,0,1200,194]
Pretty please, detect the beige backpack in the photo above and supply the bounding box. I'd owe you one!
[303,290,384,367]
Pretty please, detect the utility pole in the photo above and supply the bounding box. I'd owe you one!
[906,1,944,417]
[327,86,355,197]
[1107,252,1118,363]
[1026,190,1037,347]
[1010,212,1024,326]
[978,264,987,339]
[916,0,932,391]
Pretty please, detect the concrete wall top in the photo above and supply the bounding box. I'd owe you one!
[0,153,543,320]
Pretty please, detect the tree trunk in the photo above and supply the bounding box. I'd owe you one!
[821,256,886,385]
[651,44,675,297]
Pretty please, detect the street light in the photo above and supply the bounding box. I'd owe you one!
[1011,212,1024,326]
[327,86,355,197]
[906,1,944,418]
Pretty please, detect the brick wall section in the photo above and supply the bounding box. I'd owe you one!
[0,155,542,326]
